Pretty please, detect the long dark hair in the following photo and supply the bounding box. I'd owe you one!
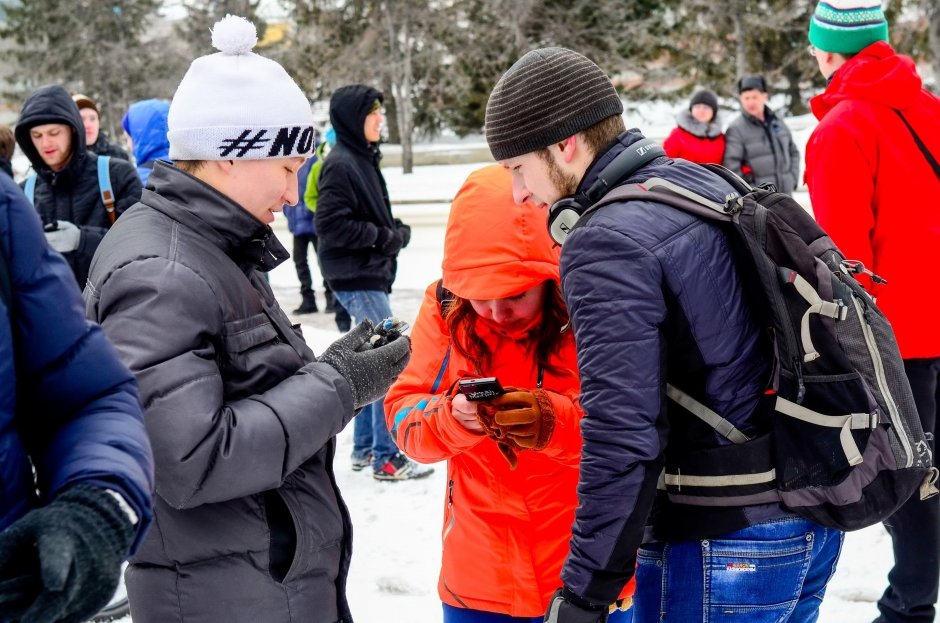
[444,280,569,376]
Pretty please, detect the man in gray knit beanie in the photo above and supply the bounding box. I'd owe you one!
[486,48,843,623]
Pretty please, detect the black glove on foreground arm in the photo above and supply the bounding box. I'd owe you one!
[318,320,412,409]
[544,588,609,623]
[0,485,135,623]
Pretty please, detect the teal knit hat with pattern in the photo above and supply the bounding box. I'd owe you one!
[809,1,889,55]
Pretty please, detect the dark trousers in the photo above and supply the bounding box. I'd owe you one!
[877,357,940,623]
[292,233,319,298]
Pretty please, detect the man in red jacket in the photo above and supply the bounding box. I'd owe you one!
[805,3,940,622]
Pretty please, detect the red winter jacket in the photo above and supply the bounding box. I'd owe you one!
[805,41,940,359]
[663,110,725,164]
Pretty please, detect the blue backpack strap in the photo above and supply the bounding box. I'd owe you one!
[24,174,37,206]
[96,155,116,224]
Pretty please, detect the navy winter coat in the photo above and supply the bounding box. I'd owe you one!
[0,172,153,550]
[558,131,785,604]
[14,85,142,286]
[283,157,316,236]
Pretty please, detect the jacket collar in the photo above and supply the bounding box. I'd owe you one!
[143,162,289,271]
[676,109,723,139]
[578,129,667,196]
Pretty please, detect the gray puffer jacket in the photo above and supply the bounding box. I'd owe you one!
[722,106,800,194]
[84,162,357,623]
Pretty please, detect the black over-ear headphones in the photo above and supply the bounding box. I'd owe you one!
[547,138,666,245]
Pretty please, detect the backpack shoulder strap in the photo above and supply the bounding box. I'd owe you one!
[97,155,116,225]
[24,174,37,206]
[574,179,738,237]
[895,110,940,179]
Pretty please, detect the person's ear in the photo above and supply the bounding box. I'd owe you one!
[213,160,236,175]
[560,136,578,164]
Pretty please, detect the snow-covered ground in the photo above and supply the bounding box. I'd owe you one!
[111,110,924,622]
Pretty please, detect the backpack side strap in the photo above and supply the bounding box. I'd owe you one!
[24,174,37,206]
[97,155,116,225]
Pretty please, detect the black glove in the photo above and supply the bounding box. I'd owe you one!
[0,485,135,623]
[376,227,404,257]
[394,218,412,248]
[318,320,411,408]
[544,588,609,623]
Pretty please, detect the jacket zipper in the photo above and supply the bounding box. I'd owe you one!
[441,479,469,607]
[849,294,912,467]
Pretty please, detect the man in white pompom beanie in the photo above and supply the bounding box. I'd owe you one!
[84,14,411,623]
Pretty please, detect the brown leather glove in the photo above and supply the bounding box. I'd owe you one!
[477,388,556,467]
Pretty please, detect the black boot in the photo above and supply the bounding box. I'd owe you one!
[293,292,318,314]
[324,290,336,313]
[334,303,351,332]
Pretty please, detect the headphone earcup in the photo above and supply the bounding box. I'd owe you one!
[547,197,587,246]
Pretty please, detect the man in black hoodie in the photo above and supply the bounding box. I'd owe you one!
[15,85,141,286]
[315,84,432,481]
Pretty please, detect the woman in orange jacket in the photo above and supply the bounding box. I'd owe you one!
[384,165,632,622]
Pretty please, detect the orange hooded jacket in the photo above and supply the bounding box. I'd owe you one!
[384,165,632,616]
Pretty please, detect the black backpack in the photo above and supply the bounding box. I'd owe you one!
[580,166,938,531]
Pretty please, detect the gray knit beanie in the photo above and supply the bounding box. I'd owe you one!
[485,47,623,161]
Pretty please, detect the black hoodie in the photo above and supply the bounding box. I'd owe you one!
[315,85,408,292]
[14,85,141,285]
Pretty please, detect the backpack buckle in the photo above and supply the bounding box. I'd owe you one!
[724,194,744,214]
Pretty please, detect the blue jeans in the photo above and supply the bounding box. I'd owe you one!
[334,289,398,467]
[633,518,843,622]
[442,603,633,622]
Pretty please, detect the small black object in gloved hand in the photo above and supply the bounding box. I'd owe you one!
[0,485,135,623]
[544,587,609,623]
[371,317,410,347]
[318,320,412,409]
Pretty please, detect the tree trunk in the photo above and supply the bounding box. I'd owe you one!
[783,65,807,115]
[383,77,401,144]
[929,2,940,91]
[399,28,414,174]
[733,8,748,79]
[383,2,414,174]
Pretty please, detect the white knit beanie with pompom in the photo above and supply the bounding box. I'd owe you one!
[168,15,315,160]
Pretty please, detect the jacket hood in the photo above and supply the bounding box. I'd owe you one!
[442,165,560,300]
[124,99,171,166]
[329,84,383,157]
[811,42,922,119]
[14,84,87,174]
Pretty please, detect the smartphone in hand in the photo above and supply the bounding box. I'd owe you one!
[457,377,505,401]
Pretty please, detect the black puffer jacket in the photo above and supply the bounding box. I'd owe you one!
[315,85,407,292]
[84,162,357,623]
[88,130,131,162]
[14,85,141,285]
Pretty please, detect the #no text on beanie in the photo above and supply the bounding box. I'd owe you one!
[167,15,315,161]
[484,47,623,161]
[808,1,889,56]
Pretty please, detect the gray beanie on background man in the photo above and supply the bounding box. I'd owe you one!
[484,47,623,161]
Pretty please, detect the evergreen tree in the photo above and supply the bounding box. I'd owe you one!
[1,0,187,138]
